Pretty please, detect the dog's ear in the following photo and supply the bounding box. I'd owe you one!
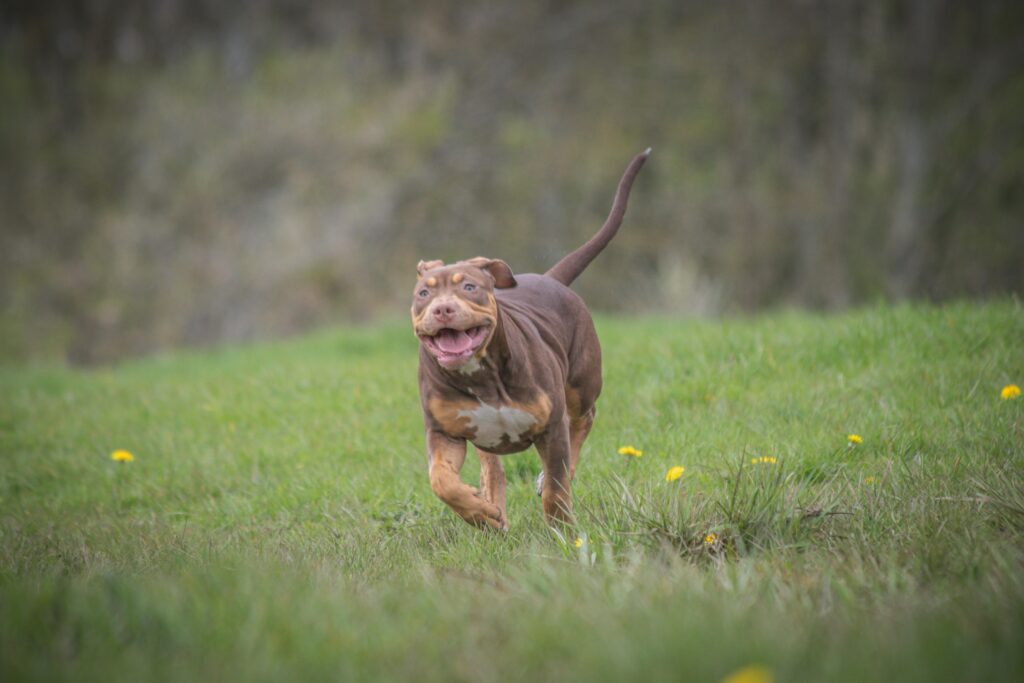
[465,257,517,289]
[417,260,444,276]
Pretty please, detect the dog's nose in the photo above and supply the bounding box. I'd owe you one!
[432,303,456,320]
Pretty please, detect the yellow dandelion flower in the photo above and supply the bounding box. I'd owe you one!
[618,445,643,457]
[704,532,718,545]
[751,456,777,465]
[573,538,583,548]
[847,434,863,445]
[110,449,135,463]
[721,665,774,683]
[1001,384,1021,400]
[864,476,876,485]
[665,466,685,482]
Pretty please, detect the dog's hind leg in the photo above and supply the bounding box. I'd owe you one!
[536,418,574,526]
[477,449,509,531]
[536,406,593,495]
[568,406,595,481]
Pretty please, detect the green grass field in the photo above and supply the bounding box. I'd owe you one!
[2,302,1022,682]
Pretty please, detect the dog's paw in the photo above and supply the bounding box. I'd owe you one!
[456,498,506,532]
[471,506,507,532]
[492,511,510,533]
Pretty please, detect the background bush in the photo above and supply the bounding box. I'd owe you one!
[2,0,1023,363]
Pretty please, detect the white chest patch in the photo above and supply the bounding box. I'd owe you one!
[458,403,538,448]
[456,357,482,375]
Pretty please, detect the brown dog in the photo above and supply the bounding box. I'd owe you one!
[411,149,650,530]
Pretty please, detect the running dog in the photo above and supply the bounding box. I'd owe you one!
[411,149,651,530]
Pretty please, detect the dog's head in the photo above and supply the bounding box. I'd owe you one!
[411,257,517,369]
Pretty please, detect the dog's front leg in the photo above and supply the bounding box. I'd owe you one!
[477,450,509,531]
[427,429,505,530]
[535,418,574,526]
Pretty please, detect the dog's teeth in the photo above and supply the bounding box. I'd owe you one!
[535,470,544,496]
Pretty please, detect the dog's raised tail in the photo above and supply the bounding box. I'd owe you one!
[545,148,651,287]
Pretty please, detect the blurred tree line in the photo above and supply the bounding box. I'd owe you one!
[1,0,1022,363]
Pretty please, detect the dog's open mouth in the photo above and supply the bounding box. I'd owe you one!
[420,325,490,367]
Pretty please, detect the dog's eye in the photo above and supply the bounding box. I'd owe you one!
[418,289,430,298]
[462,283,476,292]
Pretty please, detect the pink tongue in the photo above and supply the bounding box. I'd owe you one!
[436,328,473,354]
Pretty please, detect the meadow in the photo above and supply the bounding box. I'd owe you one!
[1,302,1022,682]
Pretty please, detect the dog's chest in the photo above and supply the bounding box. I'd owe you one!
[428,394,552,451]
[458,403,538,448]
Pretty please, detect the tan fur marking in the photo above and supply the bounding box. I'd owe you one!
[452,272,464,284]
[567,408,594,481]
[460,293,497,318]
[523,393,553,427]
[426,276,437,287]
[428,398,475,435]
[411,306,431,328]
[565,387,583,420]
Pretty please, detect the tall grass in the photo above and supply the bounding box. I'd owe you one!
[1,301,1022,681]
